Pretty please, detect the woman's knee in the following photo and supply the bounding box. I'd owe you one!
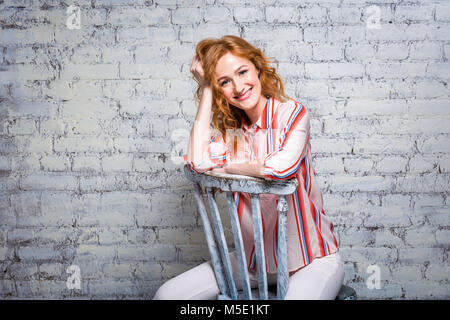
[153,280,177,300]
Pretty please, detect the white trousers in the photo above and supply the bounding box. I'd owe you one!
[153,251,344,300]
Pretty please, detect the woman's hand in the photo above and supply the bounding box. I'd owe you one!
[210,166,228,174]
[190,55,210,88]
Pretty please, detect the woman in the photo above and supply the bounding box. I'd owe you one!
[154,35,344,300]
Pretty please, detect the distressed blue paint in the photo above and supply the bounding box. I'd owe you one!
[226,191,252,300]
[206,187,238,300]
[250,194,268,300]
[276,195,289,299]
[192,183,229,297]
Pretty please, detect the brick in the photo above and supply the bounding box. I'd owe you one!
[233,7,264,23]
[15,136,52,153]
[1,26,54,45]
[134,45,168,64]
[420,136,450,153]
[408,154,437,174]
[54,26,114,46]
[330,79,390,99]
[331,175,393,192]
[4,101,57,117]
[403,282,450,299]
[345,43,376,61]
[244,25,301,43]
[72,81,104,100]
[40,155,71,172]
[366,62,426,79]
[72,156,101,172]
[108,7,170,26]
[120,99,179,116]
[408,99,450,115]
[328,25,365,42]
[113,138,171,153]
[12,64,55,80]
[70,46,102,64]
[304,26,327,42]
[116,26,177,44]
[177,244,210,262]
[376,43,409,60]
[398,247,444,265]
[314,156,345,174]
[373,228,404,247]
[416,79,450,98]
[353,136,413,154]
[375,156,407,173]
[409,42,441,60]
[40,119,66,135]
[102,154,133,172]
[405,226,437,246]
[0,156,10,172]
[117,244,176,262]
[66,118,102,135]
[54,137,114,153]
[395,5,433,22]
[366,24,427,41]
[119,63,179,79]
[172,7,203,24]
[436,229,450,246]
[204,6,233,23]
[20,174,78,191]
[426,264,450,281]
[344,157,374,173]
[18,246,62,261]
[435,4,450,22]
[60,63,119,81]
[101,45,134,64]
[299,6,327,24]
[87,280,135,297]
[426,63,450,79]
[11,154,41,172]
[79,174,138,193]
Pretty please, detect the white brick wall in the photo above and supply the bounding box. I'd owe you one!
[0,0,448,300]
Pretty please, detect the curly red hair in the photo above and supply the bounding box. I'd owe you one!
[193,35,294,140]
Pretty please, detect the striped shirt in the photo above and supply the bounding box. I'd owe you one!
[184,97,339,273]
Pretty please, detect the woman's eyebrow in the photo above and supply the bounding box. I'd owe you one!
[217,64,248,82]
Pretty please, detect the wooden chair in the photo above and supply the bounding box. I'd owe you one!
[184,165,356,300]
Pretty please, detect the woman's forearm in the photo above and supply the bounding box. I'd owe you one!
[188,86,213,163]
[223,158,265,179]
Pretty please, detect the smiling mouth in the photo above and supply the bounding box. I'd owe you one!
[235,88,252,100]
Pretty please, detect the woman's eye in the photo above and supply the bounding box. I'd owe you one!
[220,70,247,86]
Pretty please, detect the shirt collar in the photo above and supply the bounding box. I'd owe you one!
[241,96,274,132]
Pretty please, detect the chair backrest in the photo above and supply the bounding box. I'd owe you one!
[184,165,298,300]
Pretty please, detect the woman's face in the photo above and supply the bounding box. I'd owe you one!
[214,52,263,112]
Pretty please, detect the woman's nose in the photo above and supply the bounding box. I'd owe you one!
[233,79,245,96]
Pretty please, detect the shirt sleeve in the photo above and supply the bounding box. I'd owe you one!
[183,133,229,174]
[263,101,310,181]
